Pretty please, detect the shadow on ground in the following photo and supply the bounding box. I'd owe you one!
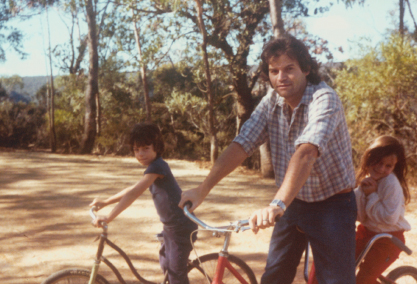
[1,151,416,284]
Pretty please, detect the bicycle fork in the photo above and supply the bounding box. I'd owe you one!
[211,231,249,284]
[212,253,249,284]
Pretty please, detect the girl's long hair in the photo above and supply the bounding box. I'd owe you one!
[356,135,410,204]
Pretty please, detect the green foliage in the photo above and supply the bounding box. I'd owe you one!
[0,75,24,92]
[335,34,417,167]
[0,100,47,148]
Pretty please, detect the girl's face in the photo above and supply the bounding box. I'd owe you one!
[133,143,157,166]
[368,154,398,181]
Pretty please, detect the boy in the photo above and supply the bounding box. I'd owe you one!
[90,122,197,284]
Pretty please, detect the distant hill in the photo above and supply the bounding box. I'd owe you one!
[6,76,49,103]
[20,76,49,98]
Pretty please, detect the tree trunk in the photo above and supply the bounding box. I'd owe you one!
[46,6,56,153]
[258,0,287,178]
[80,0,98,154]
[234,71,255,135]
[132,9,152,122]
[400,0,405,36]
[269,0,285,38]
[96,91,101,136]
[195,0,218,163]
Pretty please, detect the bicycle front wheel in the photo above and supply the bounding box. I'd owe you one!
[41,268,110,284]
[385,266,417,284]
[187,253,257,284]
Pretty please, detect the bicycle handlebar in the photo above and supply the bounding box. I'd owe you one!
[183,203,250,233]
[89,206,108,229]
[391,235,413,255]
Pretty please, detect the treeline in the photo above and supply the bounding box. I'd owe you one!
[1,0,417,174]
[0,64,241,160]
[1,34,417,173]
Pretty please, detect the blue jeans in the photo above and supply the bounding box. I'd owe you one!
[260,191,357,284]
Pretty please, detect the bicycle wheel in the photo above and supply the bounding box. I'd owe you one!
[187,253,257,284]
[385,266,417,284]
[41,268,110,284]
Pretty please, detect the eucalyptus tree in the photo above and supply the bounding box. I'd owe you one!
[194,0,218,163]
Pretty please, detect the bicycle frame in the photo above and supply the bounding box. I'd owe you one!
[184,205,253,284]
[212,252,250,284]
[88,208,163,284]
[305,233,413,284]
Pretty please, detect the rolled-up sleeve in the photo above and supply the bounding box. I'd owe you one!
[295,90,342,156]
[233,95,270,156]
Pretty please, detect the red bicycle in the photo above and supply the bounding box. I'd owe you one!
[184,204,257,284]
[184,204,416,284]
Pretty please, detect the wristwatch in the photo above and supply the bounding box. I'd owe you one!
[269,199,286,212]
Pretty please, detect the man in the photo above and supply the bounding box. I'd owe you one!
[179,35,357,284]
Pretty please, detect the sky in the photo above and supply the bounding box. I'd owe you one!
[0,0,413,77]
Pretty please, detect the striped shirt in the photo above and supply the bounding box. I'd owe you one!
[234,81,356,202]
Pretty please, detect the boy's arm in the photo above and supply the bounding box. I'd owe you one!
[94,173,161,226]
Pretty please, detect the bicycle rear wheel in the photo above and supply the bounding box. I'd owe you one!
[41,268,110,284]
[385,266,417,284]
[187,253,257,284]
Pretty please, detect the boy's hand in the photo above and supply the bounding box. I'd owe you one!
[90,198,107,210]
[92,215,109,228]
[360,177,377,196]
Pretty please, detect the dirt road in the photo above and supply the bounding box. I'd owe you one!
[1,151,416,284]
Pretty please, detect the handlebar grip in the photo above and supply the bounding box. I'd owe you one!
[391,236,413,255]
[184,201,193,210]
[90,206,98,220]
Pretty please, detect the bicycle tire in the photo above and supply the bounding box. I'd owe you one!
[41,268,110,284]
[385,266,417,284]
[187,253,257,284]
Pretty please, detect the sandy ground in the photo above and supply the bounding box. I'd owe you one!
[0,151,416,284]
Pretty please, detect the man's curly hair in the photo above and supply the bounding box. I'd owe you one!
[259,35,321,85]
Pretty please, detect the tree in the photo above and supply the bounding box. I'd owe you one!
[194,0,218,163]
[46,6,57,152]
[80,0,100,153]
[131,4,152,122]
[335,34,417,167]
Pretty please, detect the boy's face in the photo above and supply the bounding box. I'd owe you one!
[133,143,157,166]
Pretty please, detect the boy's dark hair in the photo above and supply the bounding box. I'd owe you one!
[130,123,165,156]
[260,35,322,85]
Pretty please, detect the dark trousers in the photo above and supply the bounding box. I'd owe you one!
[260,191,357,284]
[159,224,197,284]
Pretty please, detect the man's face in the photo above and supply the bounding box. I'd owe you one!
[268,54,309,108]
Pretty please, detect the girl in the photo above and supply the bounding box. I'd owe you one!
[309,135,411,284]
[354,135,411,284]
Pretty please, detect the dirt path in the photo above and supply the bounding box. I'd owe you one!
[0,151,416,284]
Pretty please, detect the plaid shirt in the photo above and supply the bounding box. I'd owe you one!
[234,81,356,202]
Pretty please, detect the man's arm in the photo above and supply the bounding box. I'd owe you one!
[178,142,248,211]
[249,143,318,233]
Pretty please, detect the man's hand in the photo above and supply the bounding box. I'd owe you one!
[178,186,207,212]
[359,177,377,196]
[249,206,284,234]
